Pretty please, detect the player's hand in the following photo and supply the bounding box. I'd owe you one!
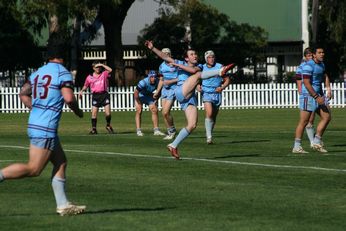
[144,40,154,50]
[78,92,83,100]
[215,87,223,93]
[316,96,325,105]
[326,90,332,100]
[153,93,159,99]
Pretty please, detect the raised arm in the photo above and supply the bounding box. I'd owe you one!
[145,40,175,64]
[96,63,112,73]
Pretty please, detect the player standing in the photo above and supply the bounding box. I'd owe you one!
[78,62,114,134]
[0,33,86,216]
[198,50,230,144]
[292,46,332,153]
[155,48,179,140]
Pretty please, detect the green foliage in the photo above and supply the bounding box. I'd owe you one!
[0,1,41,70]
[138,0,267,66]
[312,0,346,80]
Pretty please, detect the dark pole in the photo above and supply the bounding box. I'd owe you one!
[311,0,319,44]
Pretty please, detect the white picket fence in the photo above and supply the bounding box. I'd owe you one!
[1,83,345,113]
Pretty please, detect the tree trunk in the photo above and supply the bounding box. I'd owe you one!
[311,0,319,44]
[70,15,81,82]
[99,0,135,86]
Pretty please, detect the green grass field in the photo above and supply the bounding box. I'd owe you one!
[1,108,346,230]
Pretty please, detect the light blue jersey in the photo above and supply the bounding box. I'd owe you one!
[301,59,325,95]
[295,60,306,80]
[159,61,178,90]
[201,63,223,93]
[136,75,159,105]
[174,60,202,110]
[201,63,223,107]
[175,60,203,86]
[159,61,178,101]
[136,76,159,97]
[28,62,74,138]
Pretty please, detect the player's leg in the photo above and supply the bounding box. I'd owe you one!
[104,104,114,133]
[204,102,214,144]
[135,100,144,136]
[293,110,311,153]
[50,140,69,209]
[170,105,197,148]
[0,143,52,180]
[200,63,235,80]
[51,139,86,215]
[305,112,316,145]
[149,103,165,136]
[162,99,176,139]
[311,105,331,152]
[90,106,99,134]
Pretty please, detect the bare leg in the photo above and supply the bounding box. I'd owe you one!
[315,106,331,137]
[2,145,51,179]
[161,99,175,128]
[182,72,202,99]
[149,104,159,129]
[135,101,143,130]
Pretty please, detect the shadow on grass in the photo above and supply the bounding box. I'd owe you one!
[85,207,175,214]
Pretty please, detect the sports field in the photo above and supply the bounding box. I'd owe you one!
[1,108,346,230]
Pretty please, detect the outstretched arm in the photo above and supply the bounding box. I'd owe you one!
[145,40,175,63]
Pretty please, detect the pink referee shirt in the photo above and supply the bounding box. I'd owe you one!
[84,71,110,93]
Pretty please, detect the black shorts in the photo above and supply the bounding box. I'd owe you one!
[92,92,110,108]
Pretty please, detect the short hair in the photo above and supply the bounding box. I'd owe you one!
[46,33,67,60]
[303,47,312,56]
[92,61,100,67]
[311,45,324,54]
[183,48,196,58]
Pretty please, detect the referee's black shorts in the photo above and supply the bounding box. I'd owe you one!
[92,92,110,107]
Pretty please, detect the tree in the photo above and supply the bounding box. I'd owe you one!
[310,0,346,80]
[97,0,135,86]
[0,0,41,74]
[138,0,267,82]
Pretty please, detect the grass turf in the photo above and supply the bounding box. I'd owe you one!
[0,108,346,230]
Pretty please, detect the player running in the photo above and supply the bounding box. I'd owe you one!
[0,33,86,216]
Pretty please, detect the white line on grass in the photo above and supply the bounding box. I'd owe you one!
[1,144,345,173]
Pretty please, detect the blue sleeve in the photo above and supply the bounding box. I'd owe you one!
[59,67,74,89]
[301,63,313,76]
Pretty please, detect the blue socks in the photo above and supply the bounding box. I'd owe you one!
[171,128,190,147]
[201,69,219,79]
[305,124,315,144]
[205,118,214,139]
[313,135,322,145]
[52,177,68,208]
[294,138,302,149]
